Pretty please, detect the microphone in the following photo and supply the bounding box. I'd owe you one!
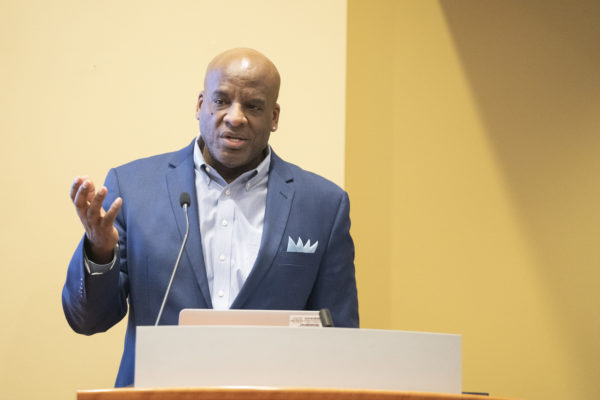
[155,192,191,326]
[179,192,191,208]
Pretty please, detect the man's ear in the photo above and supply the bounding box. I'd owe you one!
[195,92,204,120]
[271,103,280,131]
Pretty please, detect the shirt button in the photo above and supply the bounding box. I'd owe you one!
[222,219,228,227]
[225,189,231,196]
[218,290,224,297]
[206,166,211,172]
[219,254,225,261]
[246,182,251,190]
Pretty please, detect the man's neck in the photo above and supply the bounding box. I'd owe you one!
[197,138,268,184]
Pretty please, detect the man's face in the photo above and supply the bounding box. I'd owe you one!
[197,60,280,180]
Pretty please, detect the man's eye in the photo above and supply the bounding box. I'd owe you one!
[214,98,224,105]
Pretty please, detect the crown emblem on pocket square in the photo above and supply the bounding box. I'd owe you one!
[287,236,318,253]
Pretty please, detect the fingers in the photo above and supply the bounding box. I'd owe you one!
[70,175,88,202]
[70,177,81,201]
[71,176,122,229]
[87,186,107,222]
[73,178,94,220]
[70,176,122,256]
[103,197,123,228]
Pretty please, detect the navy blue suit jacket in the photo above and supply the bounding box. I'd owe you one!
[62,140,359,387]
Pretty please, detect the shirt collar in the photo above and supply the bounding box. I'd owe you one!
[193,134,271,190]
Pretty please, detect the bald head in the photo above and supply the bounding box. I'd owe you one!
[204,48,280,104]
[196,48,281,183]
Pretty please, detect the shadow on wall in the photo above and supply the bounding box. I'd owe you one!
[440,0,600,395]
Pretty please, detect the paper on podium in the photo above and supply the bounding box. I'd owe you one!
[179,308,323,327]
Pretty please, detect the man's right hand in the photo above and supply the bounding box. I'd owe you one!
[71,176,123,264]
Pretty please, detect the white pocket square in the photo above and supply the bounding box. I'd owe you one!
[287,236,318,254]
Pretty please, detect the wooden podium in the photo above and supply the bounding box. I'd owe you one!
[77,387,512,400]
[77,326,513,400]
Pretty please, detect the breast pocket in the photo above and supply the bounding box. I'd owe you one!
[277,251,319,268]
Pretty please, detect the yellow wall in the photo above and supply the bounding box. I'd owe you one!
[347,1,600,400]
[0,1,347,399]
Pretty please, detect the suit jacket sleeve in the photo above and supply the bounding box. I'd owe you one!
[306,191,359,328]
[62,168,129,335]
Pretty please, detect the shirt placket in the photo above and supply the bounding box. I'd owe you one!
[211,187,235,309]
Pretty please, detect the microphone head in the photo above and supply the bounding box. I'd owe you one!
[179,192,191,207]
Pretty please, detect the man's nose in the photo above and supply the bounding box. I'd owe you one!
[224,103,246,127]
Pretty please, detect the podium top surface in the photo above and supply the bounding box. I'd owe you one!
[77,387,516,400]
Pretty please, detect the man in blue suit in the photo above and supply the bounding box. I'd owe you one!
[63,48,359,387]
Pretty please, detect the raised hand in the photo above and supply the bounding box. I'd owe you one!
[70,176,122,264]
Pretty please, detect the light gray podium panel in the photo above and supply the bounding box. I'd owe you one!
[135,326,461,393]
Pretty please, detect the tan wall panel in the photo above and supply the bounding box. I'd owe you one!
[346,1,394,330]
[0,1,346,399]
[346,1,600,400]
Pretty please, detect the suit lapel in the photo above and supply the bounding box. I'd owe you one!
[231,152,295,309]
[165,140,213,308]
